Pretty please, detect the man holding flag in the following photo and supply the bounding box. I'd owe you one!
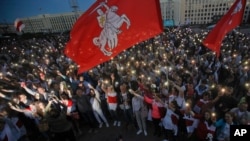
[202,0,246,57]
[64,0,163,74]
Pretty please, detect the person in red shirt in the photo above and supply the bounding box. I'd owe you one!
[195,110,217,141]
[143,83,164,137]
[193,92,210,114]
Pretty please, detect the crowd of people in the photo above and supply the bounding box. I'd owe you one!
[0,27,250,141]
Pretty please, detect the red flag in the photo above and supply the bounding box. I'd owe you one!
[202,0,246,57]
[14,19,25,32]
[64,0,163,74]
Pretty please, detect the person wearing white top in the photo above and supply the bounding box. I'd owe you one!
[161,101,179,141]
[130,89,148,136]
[169,80,186,110]
[89,84,109,128]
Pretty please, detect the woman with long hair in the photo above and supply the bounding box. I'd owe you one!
[59,81,73,98]
[195,110,217,141]
[89,84,109,128]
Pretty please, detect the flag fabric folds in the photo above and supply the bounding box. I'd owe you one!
[14,19,25,32]
[64,0,163,74]
[202,0,246,57]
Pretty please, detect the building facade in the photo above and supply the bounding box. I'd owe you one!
[0,12,81,35]
[1,0,250,34]
[160,0,250,26]
[20,12,81,33]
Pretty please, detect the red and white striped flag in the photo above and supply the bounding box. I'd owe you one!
[14,19,25,32]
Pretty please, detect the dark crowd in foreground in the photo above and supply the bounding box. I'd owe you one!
[0,27,250,141]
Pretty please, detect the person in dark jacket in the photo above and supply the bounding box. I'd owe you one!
[75,88,98,133]
[45,100,76,141]
[214,86,238,119]
[117,82,134,128]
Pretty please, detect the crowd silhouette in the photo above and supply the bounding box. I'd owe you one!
[0,27,250,141]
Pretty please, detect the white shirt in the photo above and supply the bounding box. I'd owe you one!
[90,90,101,111]
[132,96,142,112]
[162,107,179,135]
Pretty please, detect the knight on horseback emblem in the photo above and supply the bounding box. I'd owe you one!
[92,0,131,56]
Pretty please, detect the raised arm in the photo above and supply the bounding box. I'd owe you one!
[129,89,143,100]
[169,80,184,93]
[0,92,11,101]
[20,82,36,96]
[8,102,25,113]
[88,83,101,102]
[57,70,70,79]
[44,101,53,116]
[101,83,108,94]
[101,2,109,11]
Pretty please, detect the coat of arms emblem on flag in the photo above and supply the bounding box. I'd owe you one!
[92,1,131,56]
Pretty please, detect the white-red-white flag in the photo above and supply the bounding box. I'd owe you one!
[14,19,25,32]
